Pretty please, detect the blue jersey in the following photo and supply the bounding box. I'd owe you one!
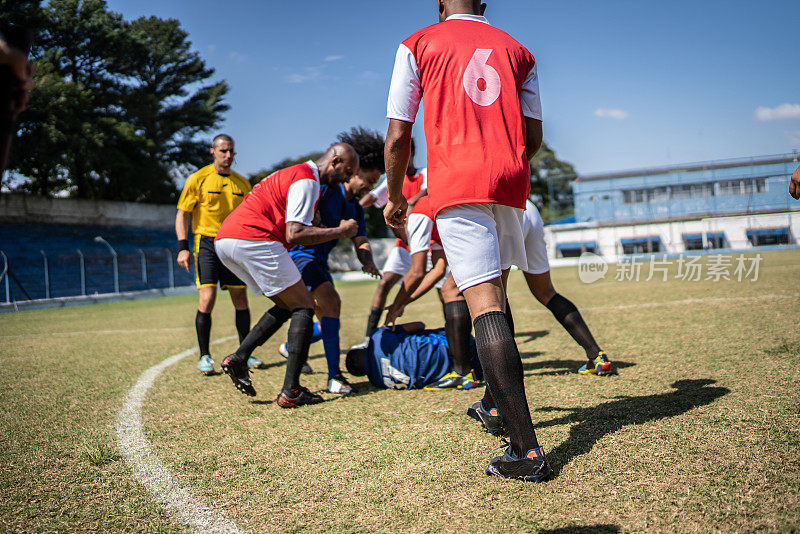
[364,327,481,389]
[290,183,366,264]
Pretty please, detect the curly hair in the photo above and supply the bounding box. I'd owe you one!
[337,127,385,173]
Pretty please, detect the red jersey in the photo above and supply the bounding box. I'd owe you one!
[394,171,427,250]
[388,15,539,218]
[215,162,319,248]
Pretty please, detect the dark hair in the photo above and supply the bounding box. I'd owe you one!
[212,133,233,147]
[337,127,385,173]
[345,347,367,376]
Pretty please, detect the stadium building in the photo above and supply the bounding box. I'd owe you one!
[545,153,800,263]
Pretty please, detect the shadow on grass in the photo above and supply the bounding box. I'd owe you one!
[515,329,549,343]
[536,379,729,476]
[522,357,636,376]
[538,525,620,534]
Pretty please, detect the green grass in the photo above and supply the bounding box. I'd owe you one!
[1,250,799,532]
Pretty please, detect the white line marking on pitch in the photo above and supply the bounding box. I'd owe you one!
[116,336,247,534]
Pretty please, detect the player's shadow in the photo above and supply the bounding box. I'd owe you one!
[521,357,636,376]
[538,525,620,534]
[515,329,549,343]
[536,379,729,477]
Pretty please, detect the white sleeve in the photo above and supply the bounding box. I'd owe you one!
[386,44,422,123]
[285,179,319,226]
[520,64,542,120]
[369,178,390,209]
[407,213,433,255]
[420,167,427,190]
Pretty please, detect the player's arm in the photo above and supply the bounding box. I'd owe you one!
[398,321,425,334]
[175,209,193,272]
[384,250,427,326]
[352,236,380,278]
[406,248,447,303]
[285,180,357,245]
[360,193,378,208]
[525,118,543,160]
[407,188,427,210]
[790,164,800,200]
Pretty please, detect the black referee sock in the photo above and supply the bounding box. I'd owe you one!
[234,305,291,361]
[195,311,211,357]
[545,293,601,360]
[505,298,515,338]
[474,311,539,457]
[365,306,382,336]
[235,308,251,343]
[283,308,314,392]
[444,300,472,375]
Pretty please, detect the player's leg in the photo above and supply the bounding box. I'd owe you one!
[221,254,267,370]
[195,235,219,375]
[524,271,611,375]
[365,246,409,335]
[312,281,356,394]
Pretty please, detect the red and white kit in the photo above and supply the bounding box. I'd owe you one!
[387,14,542,290]
[215,161,320,296]
[373,169,428,276]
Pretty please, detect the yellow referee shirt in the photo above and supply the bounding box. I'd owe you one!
[177,164,252,237]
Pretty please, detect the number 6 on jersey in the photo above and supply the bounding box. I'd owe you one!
[462,48,501,106]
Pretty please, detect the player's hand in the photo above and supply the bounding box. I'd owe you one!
[383,197,408,230]
[338,218,359,239]
[177,250,192,272]
[361,261,381,279]
[384,303,405,328]
[790,165,800,200]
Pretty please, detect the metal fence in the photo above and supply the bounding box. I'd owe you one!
[0,239,194,303]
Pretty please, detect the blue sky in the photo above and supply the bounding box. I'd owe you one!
[107,0,800,177]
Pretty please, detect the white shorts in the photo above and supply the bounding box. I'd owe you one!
[214,238,301,297]
[521,202,550,274]
[436,203,527,291]
[382,245,411,276]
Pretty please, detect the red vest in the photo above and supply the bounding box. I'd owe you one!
[394,172,427,250]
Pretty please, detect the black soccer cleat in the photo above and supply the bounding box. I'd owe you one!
[467,400,508,436]
[220,354,256,397]
[486,443,552,483]
[276,386,324,408]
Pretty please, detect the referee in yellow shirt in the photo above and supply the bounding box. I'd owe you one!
[176,134,266,374]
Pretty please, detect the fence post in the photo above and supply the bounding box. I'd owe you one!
[40,250,50,299]
[76,249,86,296]
[165,248,174,289]
[94,236,119,294]
[137,248,148,287]
[1,251,9,304]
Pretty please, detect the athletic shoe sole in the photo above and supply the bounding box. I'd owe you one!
[485,456,552,482]
[276,389,324,408]
[220,356,256,397]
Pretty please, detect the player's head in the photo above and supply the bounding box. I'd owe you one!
[438,0,486,22]
[210,134,235,172]
[345,347,367,377]
[337,127,385,198]
[320,142,359,186]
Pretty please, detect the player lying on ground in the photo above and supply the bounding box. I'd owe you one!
[518,200,613,375]
[213,143,360,408]
[360,139,427,337]
[175,134,265,375]
[383,0,552,481]
[345,322,481,390]
[279,127,384,395]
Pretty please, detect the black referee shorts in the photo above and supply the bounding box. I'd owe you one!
[194,234,246,290]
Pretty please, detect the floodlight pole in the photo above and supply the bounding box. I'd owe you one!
[94,236,119,294]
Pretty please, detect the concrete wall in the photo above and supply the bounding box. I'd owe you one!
[0,193,175,229]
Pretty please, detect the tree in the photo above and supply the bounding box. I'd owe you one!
[530,141,577,223]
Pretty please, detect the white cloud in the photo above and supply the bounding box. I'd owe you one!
[228,51,246,63]
[755,103,800,122]
[286,66,322,84]
[594,108,629,120]
[324,55,344,62]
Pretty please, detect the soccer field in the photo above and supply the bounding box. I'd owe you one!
[1,250,799,532]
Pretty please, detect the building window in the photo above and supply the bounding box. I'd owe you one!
[683,234,704,251]
[718,178,767,196]
[620,236,662,254]
[706,232,727,249]
[556,242,597,258]
[746,227,790,246]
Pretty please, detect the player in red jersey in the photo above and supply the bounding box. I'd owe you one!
[360,140,428,337]
[214,143,360,407]
[383,0,551,481]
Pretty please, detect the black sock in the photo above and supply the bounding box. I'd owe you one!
[365,306,382,336]
[234,306,291,361]
[195,311,211,356]
[444,300,472,375]
[474,311,539,456]
[283,308,314,392]
[505,298,515,337]
[235,308,250,343]
[545,293,601,359]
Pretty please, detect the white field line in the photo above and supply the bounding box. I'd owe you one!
[116,336,247,534]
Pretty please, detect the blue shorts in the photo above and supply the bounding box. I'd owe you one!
[291,255,333,293]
